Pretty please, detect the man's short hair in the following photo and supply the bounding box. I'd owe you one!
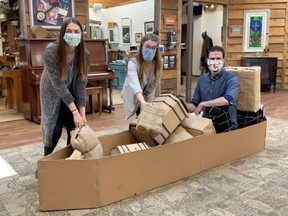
[208,45,225,58]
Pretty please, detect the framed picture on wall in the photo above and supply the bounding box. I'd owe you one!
[135,33,142,43]
[122,17,131,44]
[243,9,270,52]
[144,21,154,35]
[28,0,75,29]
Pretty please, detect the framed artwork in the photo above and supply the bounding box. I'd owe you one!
[122,17,131,44]
[243,9,270,52]
[144,21,154,35]
[135,33,142,43]
[229,25,242,37]
[29,0,75,29]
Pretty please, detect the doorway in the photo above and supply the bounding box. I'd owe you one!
[181,2,225,76]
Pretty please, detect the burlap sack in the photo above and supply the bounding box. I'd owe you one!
[67,125,103,159]
[225,66,261,112]
[180,114,216,136]
[136,105,166,135]
[131,93,189,145]
[129,120,157,146]
[163,126,193,145]
[31,26,53,38]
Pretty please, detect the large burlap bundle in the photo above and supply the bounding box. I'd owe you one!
[225,66,261,112]
[135,105,166,135]
[180,114,216,136]
[66,125,103,160]
[31,26,53,38]
[130,93,189,145]
[163,126,193,145]
[129,119,157,146]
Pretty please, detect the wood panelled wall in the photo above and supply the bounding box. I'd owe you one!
[155,0,182,94]
[227,0,288,89]
[22,0,89,39]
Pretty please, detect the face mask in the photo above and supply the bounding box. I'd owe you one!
[142,47,156,61]
[63,33,81,47]
[207,59,224,73]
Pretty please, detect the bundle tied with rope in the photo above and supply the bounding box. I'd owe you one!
[66,124,103,160]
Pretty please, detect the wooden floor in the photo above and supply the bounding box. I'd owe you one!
[0,89,287,150]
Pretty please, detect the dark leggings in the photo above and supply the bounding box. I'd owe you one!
[44,102,76,156]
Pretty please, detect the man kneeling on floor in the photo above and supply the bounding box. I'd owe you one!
[187,45,240,133]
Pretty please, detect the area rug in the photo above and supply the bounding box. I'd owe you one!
[0,118,288,216]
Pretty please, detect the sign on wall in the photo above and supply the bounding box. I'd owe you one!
[29,0,75,29]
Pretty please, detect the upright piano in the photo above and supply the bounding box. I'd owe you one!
[18,39,115,124]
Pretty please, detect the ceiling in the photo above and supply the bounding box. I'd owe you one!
[88,0,145,9]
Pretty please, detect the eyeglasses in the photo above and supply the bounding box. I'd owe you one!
[144,45,158,50]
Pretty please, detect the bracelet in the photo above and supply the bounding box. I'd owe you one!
[71,108,77,113]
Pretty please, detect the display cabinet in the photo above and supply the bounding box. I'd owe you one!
[109,61,126,89]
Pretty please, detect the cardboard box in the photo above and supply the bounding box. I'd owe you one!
[38,119,267,211]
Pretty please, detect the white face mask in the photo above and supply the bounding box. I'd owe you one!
[207,59,224,73]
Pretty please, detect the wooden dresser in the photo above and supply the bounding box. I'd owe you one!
[241,56,277,92]
[18,39,115,124]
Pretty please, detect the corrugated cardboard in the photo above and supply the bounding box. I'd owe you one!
[38,118,267,211]
[225,66,261,112]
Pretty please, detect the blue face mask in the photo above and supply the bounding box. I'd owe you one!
[63,33,81,47]
[142,47,156,61]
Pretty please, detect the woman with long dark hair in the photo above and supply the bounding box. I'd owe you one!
[40,17,90,157]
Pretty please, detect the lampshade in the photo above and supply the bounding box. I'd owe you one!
[92,3,102,10]
[0,13,6,20]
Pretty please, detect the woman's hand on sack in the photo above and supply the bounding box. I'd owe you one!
[73,111,85,127]
[141,101,154,107]
[82,115,87,124]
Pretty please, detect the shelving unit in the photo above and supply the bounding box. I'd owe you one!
[1,9,20,55]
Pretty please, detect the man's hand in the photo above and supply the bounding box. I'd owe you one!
[186,103,196,113]
[195,102,206,115]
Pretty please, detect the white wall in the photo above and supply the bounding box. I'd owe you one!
[89,0,154,52]
[183,5,223,76]
[89,2,223,74]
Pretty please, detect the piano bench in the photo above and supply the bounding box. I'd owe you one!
[86,86,103,115]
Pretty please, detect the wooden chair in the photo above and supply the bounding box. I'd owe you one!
[2,69,23,112]
[86,86,103,115]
